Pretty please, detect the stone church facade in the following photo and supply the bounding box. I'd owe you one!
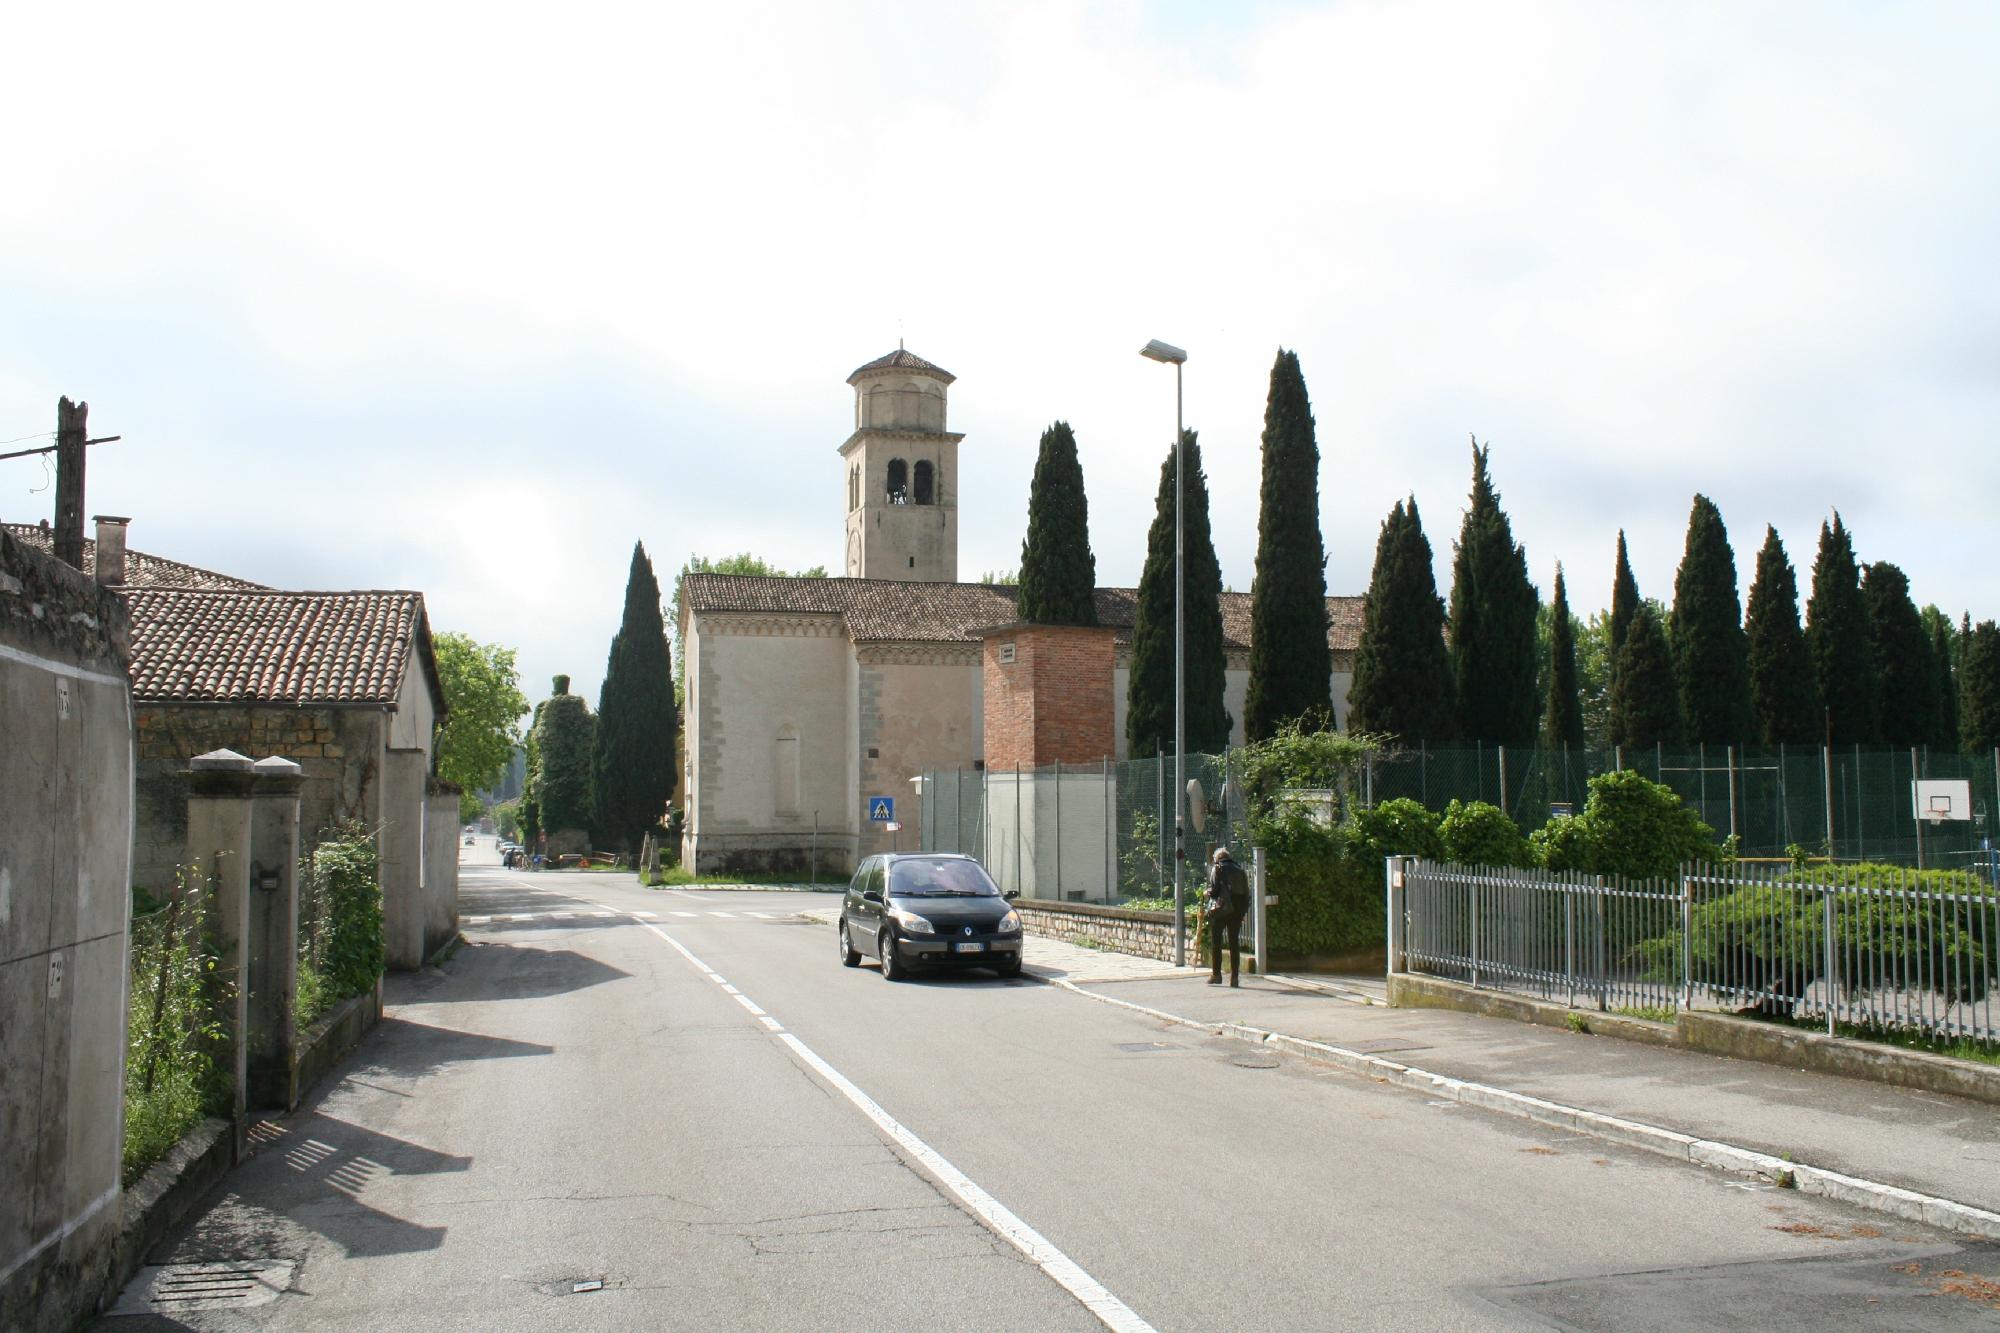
[677,349,1362,876]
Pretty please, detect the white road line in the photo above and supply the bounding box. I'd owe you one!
[730,993,768,1017]
[508,913,533,921]
[591,911,614,918]
[748,911,774,919]
[633,911,659,919]
[624,916,1153,1333]
[708,911,736,918]
[672,911,699,918]
[466,916,491,925]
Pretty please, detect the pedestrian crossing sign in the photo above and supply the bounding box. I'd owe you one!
[869,796,894,822]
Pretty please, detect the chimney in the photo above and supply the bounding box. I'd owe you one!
[93,515,130,586]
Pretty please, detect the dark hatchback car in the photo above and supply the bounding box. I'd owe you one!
[838,853,1023,980]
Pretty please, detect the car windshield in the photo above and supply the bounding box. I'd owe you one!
[888,858,1000,897]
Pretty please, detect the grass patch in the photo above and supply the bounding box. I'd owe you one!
[1614,1003,1679,1023]
[1752,1012,2000,1067]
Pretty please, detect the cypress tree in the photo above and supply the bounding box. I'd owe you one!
[1608,531,1640,696]
[1961,621,2000,752]
[593,541,679,855]
[1860,561,1933,747]
[1127,431,1230,757]
[1015,421,1098,626]
[1244,349,1331,739]
[1543,565,1584,748]
[1928,615,1960,750]
[1610,603,1680,748]
[1447,440,1539,746]
[1744,526,1821,745]
[1669,495,1753,744]
[530,674,597,840]
[1348,499,1456,743]
[1805,514,1878,744]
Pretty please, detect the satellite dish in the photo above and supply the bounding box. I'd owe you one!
[1186,778,1207,834]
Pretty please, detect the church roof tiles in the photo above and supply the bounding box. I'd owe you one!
[846,348,955,385]
[680,574,1363,655]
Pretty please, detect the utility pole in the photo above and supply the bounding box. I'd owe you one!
[54,398,88,570]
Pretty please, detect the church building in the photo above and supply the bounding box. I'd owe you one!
[677,349,1362,876]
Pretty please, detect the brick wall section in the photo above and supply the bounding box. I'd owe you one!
[1014,899,1178,962]
[131,705,384,895]
[982,624,1116,769]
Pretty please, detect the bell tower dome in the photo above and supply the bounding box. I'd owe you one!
[839,347,963,582]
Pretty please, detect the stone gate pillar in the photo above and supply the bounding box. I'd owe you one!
[185,749,255,1158]
[248,756,303,1110]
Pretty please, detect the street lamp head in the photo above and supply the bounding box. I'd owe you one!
[1138,339,1187,365]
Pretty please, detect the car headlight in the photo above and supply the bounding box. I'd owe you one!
[997,909,1020,933]
[888,908,935,935]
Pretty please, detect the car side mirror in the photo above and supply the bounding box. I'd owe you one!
[863,891,883,904]
[1003,890,1020,902]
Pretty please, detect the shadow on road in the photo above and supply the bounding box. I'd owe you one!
[344,1016,556,1081]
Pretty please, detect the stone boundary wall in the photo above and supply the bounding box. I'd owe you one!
[1015,898,1178,962]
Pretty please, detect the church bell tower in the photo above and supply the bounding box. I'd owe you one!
[839,347,962,582]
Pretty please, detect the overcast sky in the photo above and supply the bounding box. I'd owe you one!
[4,1,1996,711]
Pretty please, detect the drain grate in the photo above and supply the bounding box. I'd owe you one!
[107,1260,296,1316]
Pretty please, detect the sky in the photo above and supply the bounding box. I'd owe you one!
[3,1,1997,714]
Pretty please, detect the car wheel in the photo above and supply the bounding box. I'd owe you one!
[879,929,905,981]
[995,955,1022,979]
[838,921,860,967]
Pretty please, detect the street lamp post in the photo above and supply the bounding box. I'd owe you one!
[1139,338,1188,966]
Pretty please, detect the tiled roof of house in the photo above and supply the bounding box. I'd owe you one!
[681,574,1363,654]
[847,348,955,385]
[122,588,435,706]
[2,523,267,592]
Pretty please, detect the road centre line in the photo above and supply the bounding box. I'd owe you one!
[622,912,1155,1333]
[1051,979,2000,1243]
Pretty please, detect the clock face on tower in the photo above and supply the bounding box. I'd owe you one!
[846,529,861,577]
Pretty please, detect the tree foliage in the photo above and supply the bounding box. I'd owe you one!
[1530,769,1718,879]
[1608,530,1640,703]
[1669,495,1752,743]
[1348,499,1456,743]
[1962,620,2000,752]
[431,633,529,796]
[1927,613,1960,750]
[1447,441,1538,746]
[1015,420,1098,626]
[528,674,597,836]
[1244,349,1331,740]
[594,542,679,854]
[1806,513,1878,744]
[1127,431,1230,757]
[1744,526,1821,745]
[1861,561,1934,747]
[1543,565,1584,748]
[1609,602,1680,747]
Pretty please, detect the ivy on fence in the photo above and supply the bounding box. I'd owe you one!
[297,820,386,1032]
[123,872,229,1185]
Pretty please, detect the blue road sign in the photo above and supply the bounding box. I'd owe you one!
[869,796,895,823]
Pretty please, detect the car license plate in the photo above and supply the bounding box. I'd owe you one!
[953,941,985,953]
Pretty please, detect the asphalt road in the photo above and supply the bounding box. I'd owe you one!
[105,843,2000,1330]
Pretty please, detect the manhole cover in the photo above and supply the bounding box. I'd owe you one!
[1228,1052,1281,1069]
[107,1260,296,1316]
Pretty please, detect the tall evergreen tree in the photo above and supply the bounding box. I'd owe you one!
[1543,565,1585,748]
[1860,561,1934,747]
[1127,431,1230,757]
[1609,603,1680,748]
[1960,621,2000,752]
[1348,499,1456,743]
[1015,421,1097,626]
[1608,530,1640,697]
[1744,526,1821,745]
[1244,349,1331,739]
[1928,615,1960,750]
[1668,495,1753,744]
[1805,514,1878,744]
[593,542,679,854]
[529,674,597,839]
[1447,441,1539,745]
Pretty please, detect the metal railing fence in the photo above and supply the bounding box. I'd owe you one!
[1393,857,2000,1044]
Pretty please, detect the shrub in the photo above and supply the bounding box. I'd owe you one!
[124,872,230,1184]
[299,821,386,1023]
[1529,813,1590,871]
[1347,798,1445,864]
[1252,805,1383,958]
[1530,769,1717,879]
[1440,799,1532,867]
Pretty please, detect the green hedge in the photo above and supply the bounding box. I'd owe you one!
[297,821,385,1031]
[124,876,229,1184]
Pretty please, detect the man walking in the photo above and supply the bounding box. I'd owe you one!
[1205,846,1249,987]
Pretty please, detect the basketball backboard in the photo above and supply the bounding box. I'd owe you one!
[1912,779,1972,822]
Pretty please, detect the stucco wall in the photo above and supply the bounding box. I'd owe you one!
[0,530,133,1324]
[385,645,436,751]
[854,649,982,861]
[687,612,854,874]
[423,787,459,959]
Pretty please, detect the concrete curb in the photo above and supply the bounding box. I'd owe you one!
[1050,979,2000,1243]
